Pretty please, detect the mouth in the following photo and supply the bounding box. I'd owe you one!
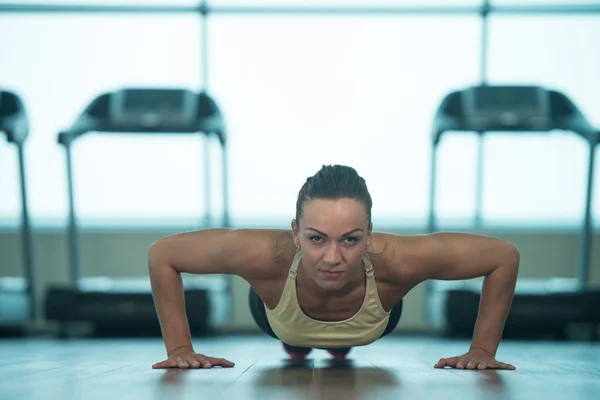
[319,270,345,279]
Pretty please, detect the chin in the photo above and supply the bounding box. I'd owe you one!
[316,280,345,292]
[315,273,348,289]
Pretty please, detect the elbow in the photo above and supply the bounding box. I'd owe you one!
[148,238,181,279]
[148,238,167,270]
[506,243,520,267]
[488,242,520,276]
[502,243,520,278]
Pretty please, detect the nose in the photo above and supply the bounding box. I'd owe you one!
[323,242,341,264]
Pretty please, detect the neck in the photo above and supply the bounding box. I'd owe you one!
[296,259,365,300]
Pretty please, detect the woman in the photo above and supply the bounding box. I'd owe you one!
[149,165,518,371]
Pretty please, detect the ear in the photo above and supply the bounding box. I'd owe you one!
[366,222,373,249]
[291,219,300,246]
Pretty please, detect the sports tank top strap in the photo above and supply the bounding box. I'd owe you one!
[362,252,375,278]
[288,250,302,279]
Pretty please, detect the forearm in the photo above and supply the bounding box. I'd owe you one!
[149,254,194,355]
[470,252,519,356]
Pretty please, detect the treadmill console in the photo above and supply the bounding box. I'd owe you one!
[461,86,552,131]
[109,88,198,129]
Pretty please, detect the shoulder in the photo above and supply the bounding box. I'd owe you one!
[370,230,519,284]
[368,231,439,285]
[150,228,295,280]
[220,228,296,279]
[369,230,518,283]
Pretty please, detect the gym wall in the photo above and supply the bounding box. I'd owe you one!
[1,228,599,332]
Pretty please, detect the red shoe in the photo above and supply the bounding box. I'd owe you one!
[282,343,312,360]
[326,348,351,360]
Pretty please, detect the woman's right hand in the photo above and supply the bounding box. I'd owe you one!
[152,347,235,369]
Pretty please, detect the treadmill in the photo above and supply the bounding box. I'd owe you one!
[44,88,231,337]
[426,85,599,340]
[0,90,36,335]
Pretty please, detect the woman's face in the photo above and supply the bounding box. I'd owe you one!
[292,198,372,293]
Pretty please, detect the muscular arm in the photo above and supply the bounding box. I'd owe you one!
[148,228,282,355]
[386,232,520,356]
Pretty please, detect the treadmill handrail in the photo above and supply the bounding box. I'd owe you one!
[0,90,29,144]
[57,90,226,147]
[58,87,231,290]
[0,89,36,321]
[428,84,598,289]
[432,87,598,146]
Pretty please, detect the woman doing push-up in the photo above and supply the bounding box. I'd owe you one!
[149,165,519,371]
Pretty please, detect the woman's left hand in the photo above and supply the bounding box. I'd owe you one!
[434,347,516,370]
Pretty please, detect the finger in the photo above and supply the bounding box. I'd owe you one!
[434,357,458,368]
[198,357,212,368]
[490,362,512,370]
[499,362,516,369]
[153,359,178,369]
[188,354,211,368]
[210,357,235,368]
[154,359,176,369]
[434,358,447,368]
[193,356,211,369]
[456,359,467,369]
[176,357,190,369]
[498,362,516,370]
[186,357,201,369]
[477,362,487,370]
[466,361,477,370]
[205,357,235,368]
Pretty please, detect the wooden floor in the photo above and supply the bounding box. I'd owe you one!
[0,335,599,400]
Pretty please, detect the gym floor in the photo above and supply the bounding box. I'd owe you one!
[0,335,598,400]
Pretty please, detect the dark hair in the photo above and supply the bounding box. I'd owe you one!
[295,165,372,226]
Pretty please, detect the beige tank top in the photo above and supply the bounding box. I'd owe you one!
[264,250,390,348]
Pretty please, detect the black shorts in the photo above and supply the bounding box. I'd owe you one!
[248,286,402,349]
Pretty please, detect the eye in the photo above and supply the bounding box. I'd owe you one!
[344,237,358,244]
[309,236,323,243]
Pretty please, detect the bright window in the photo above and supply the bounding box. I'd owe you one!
[208,15,481,227]
[208,0,480,6]
[482,15,600,226]
[0,14,203,227]
[1,9,598,229]
[491,1,600,5]
[0,1,199,4]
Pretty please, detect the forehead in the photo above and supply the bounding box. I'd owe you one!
[301,198,368,230]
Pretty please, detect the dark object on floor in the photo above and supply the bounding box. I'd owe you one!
[0,90,36,336]
[427,85,599,340]
[44,88,231,337]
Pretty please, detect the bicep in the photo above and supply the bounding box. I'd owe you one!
[425,232,519,280]
[383,232,519,282]
[148,228,278,276]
